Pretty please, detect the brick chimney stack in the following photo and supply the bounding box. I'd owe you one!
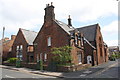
[11,35,16,40]
[44,2,55,23]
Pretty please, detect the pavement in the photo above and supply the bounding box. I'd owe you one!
[0,65,63,78]
[0,59,119,78]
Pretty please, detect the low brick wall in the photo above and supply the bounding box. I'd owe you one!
[3,62,92,72]
[57,64,92,72]
[21,62,37,69]
[75,64,92,71]
[3,62,16,66]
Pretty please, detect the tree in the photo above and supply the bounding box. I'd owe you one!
[51,45,72,65]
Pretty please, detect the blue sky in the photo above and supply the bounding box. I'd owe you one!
[0,0,118,46]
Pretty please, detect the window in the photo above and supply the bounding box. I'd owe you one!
[78,53,82,64]
[20,45,23,50]
[37,54,39,62]
[48,37,51,46]
[17,46,19,50]
[40,53,42,60]
[16,45,23,61]
[44,53,47,61]
[77,51,82,64]
[75,35,78,45]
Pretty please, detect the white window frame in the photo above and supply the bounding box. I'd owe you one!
[48,37,51,46]
[40,53,42,60]
[17,46,19,50]
[20,45,23,50]
[78,53,82,64]
[44,53,47,61]
[16,45,23,61]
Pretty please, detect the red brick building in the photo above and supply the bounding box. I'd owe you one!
[12,28,37,63]
[33,3,98,70]
[77,24,108,64]
[10,3,108,71]
[1,35,16,61]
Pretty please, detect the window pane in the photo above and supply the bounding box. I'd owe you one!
[40,53,42,60]
[17,46,19,50]
[48,37,51,46]
[44,53,47,60]
[20,45,23,50]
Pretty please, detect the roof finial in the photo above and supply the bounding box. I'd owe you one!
[68,15,72,26]
[51,2,53,6]
[46,4,48,7]
[69,15,71,19]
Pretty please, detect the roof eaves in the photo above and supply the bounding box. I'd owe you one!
[54,20,75,35]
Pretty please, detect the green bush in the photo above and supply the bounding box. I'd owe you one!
[7,58,18,63]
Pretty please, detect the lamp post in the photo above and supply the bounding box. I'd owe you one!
[1,27,5,64]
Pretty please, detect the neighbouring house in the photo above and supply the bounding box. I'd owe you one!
[77,24,109,65]
[108,46,119,57]
[104,42,109,62]
[0,35,16,61]
[33,3,98,71]
[12,28,37,63]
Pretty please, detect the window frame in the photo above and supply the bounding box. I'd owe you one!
[47,36,51,46]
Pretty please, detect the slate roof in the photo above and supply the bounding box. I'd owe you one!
[20,28,38,45]
[54,20,75,34]
[84,37,96,49]
[54,20,96,49]
[77,24,98,41]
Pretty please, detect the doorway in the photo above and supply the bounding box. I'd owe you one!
[87,55,92,64]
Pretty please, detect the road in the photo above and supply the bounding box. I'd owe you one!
[62,59,119,78]
[2,68,56,79]
[1,59,119,80]
[88,60,119,78]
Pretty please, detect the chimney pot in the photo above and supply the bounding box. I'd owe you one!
[51,2,53,6]
[48,4,50,6]
[11,35,16,40]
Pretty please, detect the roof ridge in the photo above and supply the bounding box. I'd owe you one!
[77,23,98,29]
[20,28,38,33]
[55,19,75,29]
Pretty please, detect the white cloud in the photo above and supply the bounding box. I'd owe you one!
[0,0,118,39]
[101,20,118,46]
[102,21,118,36]
[105,40,118,47]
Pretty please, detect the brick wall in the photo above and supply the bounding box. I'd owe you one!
[12,29,28,62]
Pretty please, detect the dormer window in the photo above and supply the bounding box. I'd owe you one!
[78,36,81,40]
[70,33,75,39]
[75,36,78,45]
[48,37,51,46]
[81,38,84,46]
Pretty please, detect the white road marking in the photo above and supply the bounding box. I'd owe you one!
[96,62,118,75]
[80,74,87,77]
[5,75,15,78]
[83,70,92,74]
